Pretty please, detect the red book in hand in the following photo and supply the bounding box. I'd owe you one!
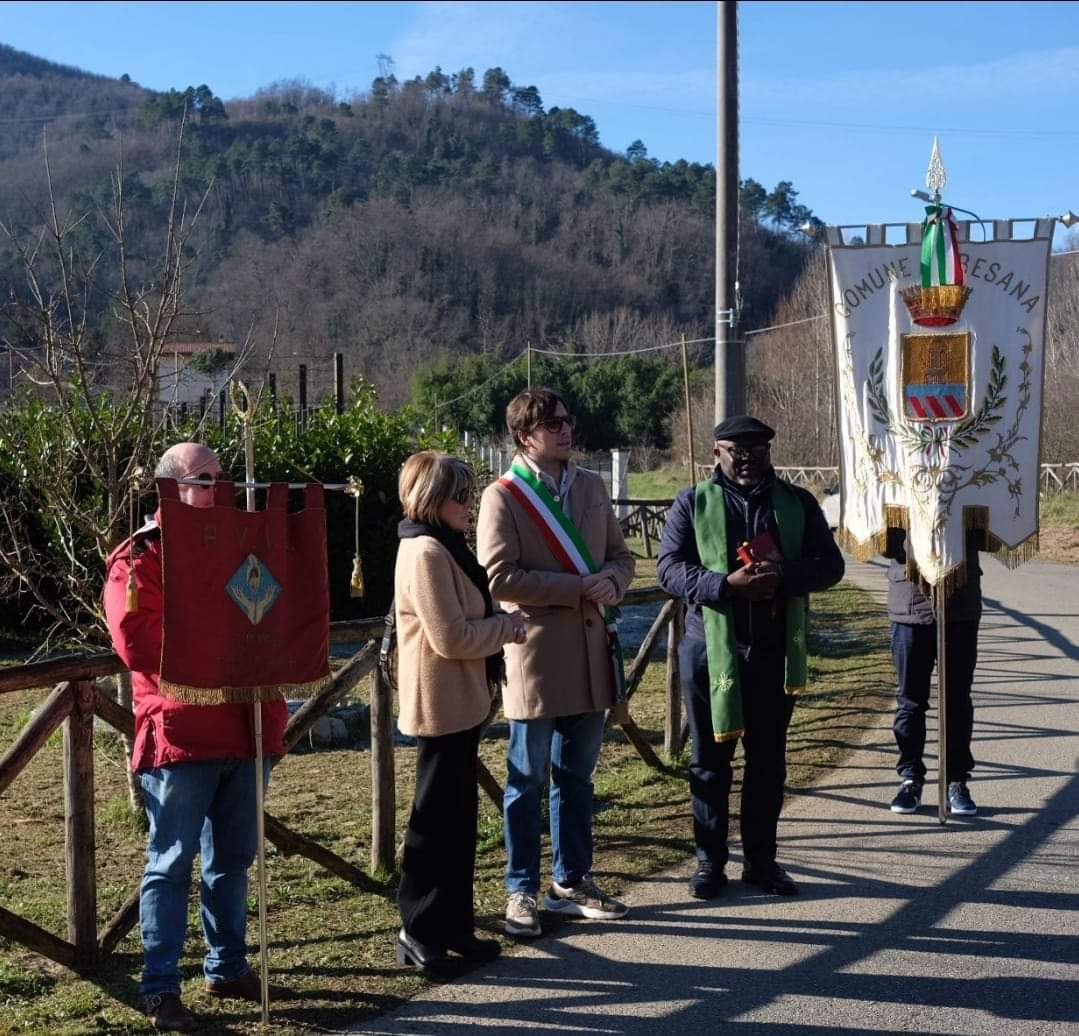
[736,530,782,567]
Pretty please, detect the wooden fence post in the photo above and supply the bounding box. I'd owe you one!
[64,680,97,972]
[664,600,684,760]
[369,667,396,874]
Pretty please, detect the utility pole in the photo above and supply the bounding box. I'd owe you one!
[714,0,744,423]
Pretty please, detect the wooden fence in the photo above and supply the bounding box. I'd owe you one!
[0,588,685,976]
[691,463,1079,494]
[616,499,674,558]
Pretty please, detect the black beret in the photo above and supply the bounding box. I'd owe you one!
[713,415,775,443]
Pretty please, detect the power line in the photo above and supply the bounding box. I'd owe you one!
[433,350,526,412]
[0,107,138,126]
[745,314,826,337]
[531,335,715,358]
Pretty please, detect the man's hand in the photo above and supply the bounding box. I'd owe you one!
[725,561,781,601]
[582,571,619,606]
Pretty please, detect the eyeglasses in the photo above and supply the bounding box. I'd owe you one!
[450,487,473,505]
[534,414,576,434]
[716,442,770,460]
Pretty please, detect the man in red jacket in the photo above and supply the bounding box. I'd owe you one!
[104,443,289,1033]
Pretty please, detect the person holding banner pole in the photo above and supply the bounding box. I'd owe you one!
[885,528,981,817]
[477,387,635,939]
[657,416,844,899]
[103,443,291,1034]
[392,451,525,974]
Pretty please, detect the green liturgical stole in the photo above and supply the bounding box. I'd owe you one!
[693,479,808,743]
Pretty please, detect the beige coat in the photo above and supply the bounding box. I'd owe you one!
[477,465,635,720]
[394,537,516,737]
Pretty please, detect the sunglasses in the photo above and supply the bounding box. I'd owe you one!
[534,415,576,434]
[183,470,228,484]
[716,442,770,460]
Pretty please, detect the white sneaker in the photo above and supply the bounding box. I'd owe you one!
[544,875,628,920]
[504,892,541,937]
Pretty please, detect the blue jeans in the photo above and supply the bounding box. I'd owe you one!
[504,712,606,894]
[138,757,270,997]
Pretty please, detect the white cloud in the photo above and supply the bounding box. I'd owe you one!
[384,0,713,115]
[746,46,1079,111]
[388,1,562,80]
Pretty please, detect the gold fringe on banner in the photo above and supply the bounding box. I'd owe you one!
[929,563,970,612]
[993,534,1039,570]
[835,504,908,562]
[835,526,888,561]
[839,497,1040,607]
[159,673,333,705]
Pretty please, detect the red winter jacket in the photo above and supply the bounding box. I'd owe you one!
[103,521,288,772]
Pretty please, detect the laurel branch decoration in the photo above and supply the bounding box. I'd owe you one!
[846,327,1033,558]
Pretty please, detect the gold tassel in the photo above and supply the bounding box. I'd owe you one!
[125,569,139,612]
[345,475,365,599]
[125,466,145,612]
[350,554,365,598]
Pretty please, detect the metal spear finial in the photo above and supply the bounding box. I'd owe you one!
[926,135,947,203]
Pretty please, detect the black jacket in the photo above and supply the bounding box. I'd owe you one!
[884,528,984,625]
[657,469,845,650]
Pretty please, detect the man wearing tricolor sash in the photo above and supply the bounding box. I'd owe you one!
[658,416,844,899]
[477,387,635,939]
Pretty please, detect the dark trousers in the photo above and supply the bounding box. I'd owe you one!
[679,636,794,870]
[891,620,977,783]
[397,722,482,948]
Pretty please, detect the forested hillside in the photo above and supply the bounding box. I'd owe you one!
[0,46,816,405]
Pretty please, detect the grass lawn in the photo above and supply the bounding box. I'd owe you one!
[627,465,694,500]
[0,547,894,1036]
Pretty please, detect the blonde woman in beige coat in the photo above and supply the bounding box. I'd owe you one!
[393,451,525,976]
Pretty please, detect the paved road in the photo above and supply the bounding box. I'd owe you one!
[350,559,1079,1035]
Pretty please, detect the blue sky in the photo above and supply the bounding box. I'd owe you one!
[3,1,1078,242]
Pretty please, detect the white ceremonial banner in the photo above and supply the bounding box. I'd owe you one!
[827,219,1054,589]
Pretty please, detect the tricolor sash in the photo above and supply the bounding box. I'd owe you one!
[497,461,627,703]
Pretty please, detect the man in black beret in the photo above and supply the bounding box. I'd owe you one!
[658,415,844,898]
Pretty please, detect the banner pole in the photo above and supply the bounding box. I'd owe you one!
[231,382,271,1026]
[936,591,949,825]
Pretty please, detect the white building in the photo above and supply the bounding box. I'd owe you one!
[158,341,239,405]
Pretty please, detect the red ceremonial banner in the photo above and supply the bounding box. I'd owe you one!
[157,479,332,703]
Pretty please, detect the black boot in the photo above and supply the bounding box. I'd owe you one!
[396,929,457,975]
[689,862,728,900]
[446,933,501,963]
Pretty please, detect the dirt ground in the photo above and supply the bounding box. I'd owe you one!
[1037,525,1079,564]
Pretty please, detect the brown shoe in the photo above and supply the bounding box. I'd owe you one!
[205,970,291,1002]
[145,993,198,1032]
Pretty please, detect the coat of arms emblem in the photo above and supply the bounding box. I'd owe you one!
[900,331,971,422]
